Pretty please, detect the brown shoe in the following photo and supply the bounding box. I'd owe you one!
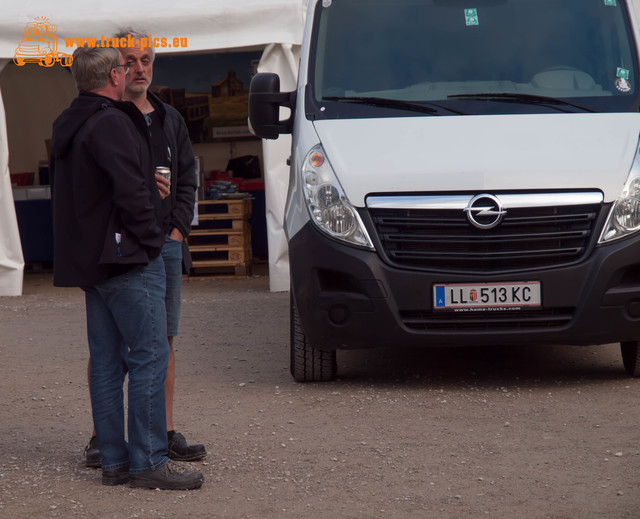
[129,461,204,490]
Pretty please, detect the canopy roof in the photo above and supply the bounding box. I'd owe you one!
[0,0,306,58]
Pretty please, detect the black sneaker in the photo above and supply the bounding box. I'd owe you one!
[129,461,205,490]
[84,436,101,468]
[102,465,130,486]
[167,431,207,462]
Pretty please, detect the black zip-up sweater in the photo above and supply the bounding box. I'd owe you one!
[147,91,197,241]
[50,91,163,288]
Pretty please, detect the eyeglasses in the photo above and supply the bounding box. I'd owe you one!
[114,64,130,74]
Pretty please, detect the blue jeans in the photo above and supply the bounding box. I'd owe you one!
[84,256,170,473]
[162,236,183,337]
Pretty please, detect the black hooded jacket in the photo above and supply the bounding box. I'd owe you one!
[147,91,196,239]
[50,91,164,288]
[147,91,197,271]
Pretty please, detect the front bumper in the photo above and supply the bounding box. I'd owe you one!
[289,223,640,351]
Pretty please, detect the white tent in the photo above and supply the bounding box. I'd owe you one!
[0,0,304,295]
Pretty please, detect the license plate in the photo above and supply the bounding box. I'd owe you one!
[433,281,541,311]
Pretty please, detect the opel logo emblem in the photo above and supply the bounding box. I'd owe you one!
[464,194,506,229]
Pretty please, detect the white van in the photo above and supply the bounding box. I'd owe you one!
[250,0,640,381]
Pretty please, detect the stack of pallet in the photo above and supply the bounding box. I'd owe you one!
[187,198,252,277]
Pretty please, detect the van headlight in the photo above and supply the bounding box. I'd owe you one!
[599,147,640,244]
[302,144,374,249]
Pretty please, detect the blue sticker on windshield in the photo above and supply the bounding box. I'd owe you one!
[604,0,617,5]
[465,8,479,26]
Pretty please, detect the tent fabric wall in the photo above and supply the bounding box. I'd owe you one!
[258,43,300,292]
[0,59,25,296]
[0,0,307,294]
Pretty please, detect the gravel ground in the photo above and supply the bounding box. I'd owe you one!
[1,267,640,518]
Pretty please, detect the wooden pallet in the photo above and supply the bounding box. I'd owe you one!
[196,199,252,219]
[188,199,252,277]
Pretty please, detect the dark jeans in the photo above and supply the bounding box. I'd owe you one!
[84,256,170,473]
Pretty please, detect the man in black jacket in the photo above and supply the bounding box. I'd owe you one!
[51,45,203,490]
[83,29,206,468]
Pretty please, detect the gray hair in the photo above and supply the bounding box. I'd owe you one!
[113,27,155,61]
[71,46,121,91]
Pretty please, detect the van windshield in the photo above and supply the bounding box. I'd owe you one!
[310,0,640,116]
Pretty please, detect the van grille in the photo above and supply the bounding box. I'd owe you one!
[369,202,603,272]
[400,307,574,331]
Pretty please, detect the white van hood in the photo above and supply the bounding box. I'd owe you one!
[313,113,640,208]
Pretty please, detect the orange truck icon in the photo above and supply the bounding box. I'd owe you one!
[13,17,73,68]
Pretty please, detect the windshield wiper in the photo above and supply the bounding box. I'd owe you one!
[322,96,467,115]
[447,92,599,113]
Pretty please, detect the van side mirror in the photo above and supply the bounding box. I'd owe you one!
[248,73,296,140]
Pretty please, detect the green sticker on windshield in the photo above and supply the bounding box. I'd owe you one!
[604,0,617,6]
[465,8,479,26]
[616,68,631,92]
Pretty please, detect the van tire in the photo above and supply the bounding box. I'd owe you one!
[621,341,640,376]
[290,294,337,382]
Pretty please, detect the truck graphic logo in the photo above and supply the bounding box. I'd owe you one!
[13,17,73,68]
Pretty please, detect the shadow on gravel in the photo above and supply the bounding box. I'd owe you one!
[332,342,629,388]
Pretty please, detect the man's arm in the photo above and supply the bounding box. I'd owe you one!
[168,111,197,240]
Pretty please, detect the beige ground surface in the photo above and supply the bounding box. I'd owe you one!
[1,268,640,518]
